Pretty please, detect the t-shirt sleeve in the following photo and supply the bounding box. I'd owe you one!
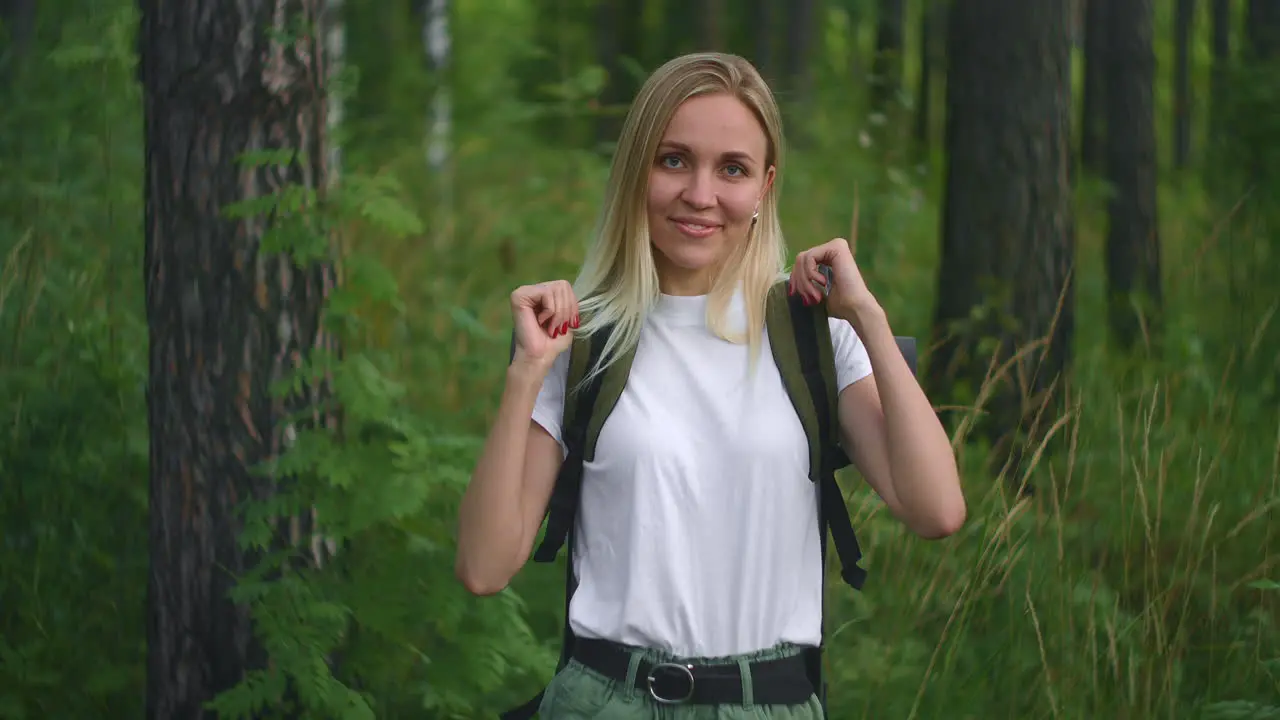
[829,316,873,393]
[530,350,571,456]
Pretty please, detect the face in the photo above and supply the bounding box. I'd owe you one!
[646,93,775,295]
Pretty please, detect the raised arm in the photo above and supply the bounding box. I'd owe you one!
[455,281,580,595]
[791,239,966,539]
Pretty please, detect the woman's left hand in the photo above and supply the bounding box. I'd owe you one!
[788,238,880,325]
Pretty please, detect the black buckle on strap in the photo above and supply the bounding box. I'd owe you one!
[646,662,695,704]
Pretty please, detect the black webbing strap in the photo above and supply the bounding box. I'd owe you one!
[785,290,868,592]
[786,286,865,719]
[530,329,610,563]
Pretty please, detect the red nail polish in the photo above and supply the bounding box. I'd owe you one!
[561,322,569,334]
[571,316,580,329]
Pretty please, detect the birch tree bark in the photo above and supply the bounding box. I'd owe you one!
[424,0,453,247]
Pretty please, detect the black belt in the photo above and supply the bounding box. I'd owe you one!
[572,638,815,706]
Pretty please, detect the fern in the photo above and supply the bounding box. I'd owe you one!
[207,157,547,719]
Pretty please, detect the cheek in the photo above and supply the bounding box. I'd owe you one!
[722,189,760,224]
[647,176,679,213]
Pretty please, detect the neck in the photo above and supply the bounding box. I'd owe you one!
[656,260,719,297]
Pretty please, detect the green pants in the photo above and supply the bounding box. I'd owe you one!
[536,642,825,719]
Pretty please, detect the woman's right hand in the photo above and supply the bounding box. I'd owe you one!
[510,280,579,370]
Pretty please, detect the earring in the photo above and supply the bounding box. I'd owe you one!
[751,208,759,225]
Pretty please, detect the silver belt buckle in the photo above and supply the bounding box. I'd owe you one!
[646,662,695,704]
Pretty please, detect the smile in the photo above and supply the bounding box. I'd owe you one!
[672,219,722,238]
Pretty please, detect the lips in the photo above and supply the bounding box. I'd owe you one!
[671,217,722,239]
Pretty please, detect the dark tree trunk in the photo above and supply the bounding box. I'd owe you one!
[782,0,816,108]
[1247,0,1280,59]
[0,0,36,82]
[860,0,908,272]
[1244,0,1280,189]
[700,0,724,50]
[913,0,942,157]
[1081,0,1108,172]
[596,0,644,146]
[1173,0,1194,168]
[929,0,1075,486]
[1105,0,1162,351]
[1210,0,1231,139]
[871,0,904,114]
[511,0,564,143]
[139,0,335,717]
[657,0,696,59]
[751,0,775,82]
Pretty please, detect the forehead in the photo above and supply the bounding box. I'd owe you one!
[660,93,768,158]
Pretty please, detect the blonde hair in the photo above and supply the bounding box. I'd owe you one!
[572,52,788,381]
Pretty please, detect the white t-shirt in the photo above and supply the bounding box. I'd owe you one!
[530,290,873,659]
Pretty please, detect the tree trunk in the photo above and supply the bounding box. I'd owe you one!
[1247,0,1280,59]
[422,0,453,247]
[655,0,695,59]
[596,0,644,146]
[1173,0,1194,168]
[0,0,36,83]
[1210,0,1231,140]
[700,0,724,50]
[929,0,1075,487]
[1081,0,1108,172]
[871,0,904,115]
[782,0,816,110]
[913,0,942,158]
[1105,0,1162,351]
[328,0,345,186]
[752,0,775,82]
[139,0,335,716]
[860,0,907,273]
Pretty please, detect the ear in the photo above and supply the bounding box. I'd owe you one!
[759,165,777,204]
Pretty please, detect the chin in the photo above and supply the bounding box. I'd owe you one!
[655,244,724,274]
[654,235,729,270]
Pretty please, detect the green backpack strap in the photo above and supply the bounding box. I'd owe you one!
[765,282,838,480]
[766,277,867,719]
[533,325,636,564]
[765,280,868,590]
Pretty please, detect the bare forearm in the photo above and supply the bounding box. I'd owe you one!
[851,303,965,537]
[455,362,545,591]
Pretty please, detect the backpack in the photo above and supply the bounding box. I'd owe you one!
[501,278,917,719]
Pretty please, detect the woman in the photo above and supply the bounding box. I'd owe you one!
[456,52,965,718]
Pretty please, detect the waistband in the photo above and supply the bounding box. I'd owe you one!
[571,637,816,706]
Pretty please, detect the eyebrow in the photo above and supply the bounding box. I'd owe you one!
[658,141,758,166]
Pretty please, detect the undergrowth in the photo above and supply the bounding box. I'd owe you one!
[0,0,1276,718]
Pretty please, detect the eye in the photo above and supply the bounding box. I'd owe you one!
[658,154,684,169]
[724,164,747,177]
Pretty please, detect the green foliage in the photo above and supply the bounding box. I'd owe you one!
[0,0,1277,719]
[0,2,148,717]
[196,155,551,719]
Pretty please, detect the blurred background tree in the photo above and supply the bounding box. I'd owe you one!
[1,0,1278,718]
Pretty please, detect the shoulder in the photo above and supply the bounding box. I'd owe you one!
[827,315,872,392]
[531,349,573,451]
[827,314,864,354]
[828,314,857,341]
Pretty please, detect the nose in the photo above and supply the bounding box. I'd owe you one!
[680,168,717,210]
